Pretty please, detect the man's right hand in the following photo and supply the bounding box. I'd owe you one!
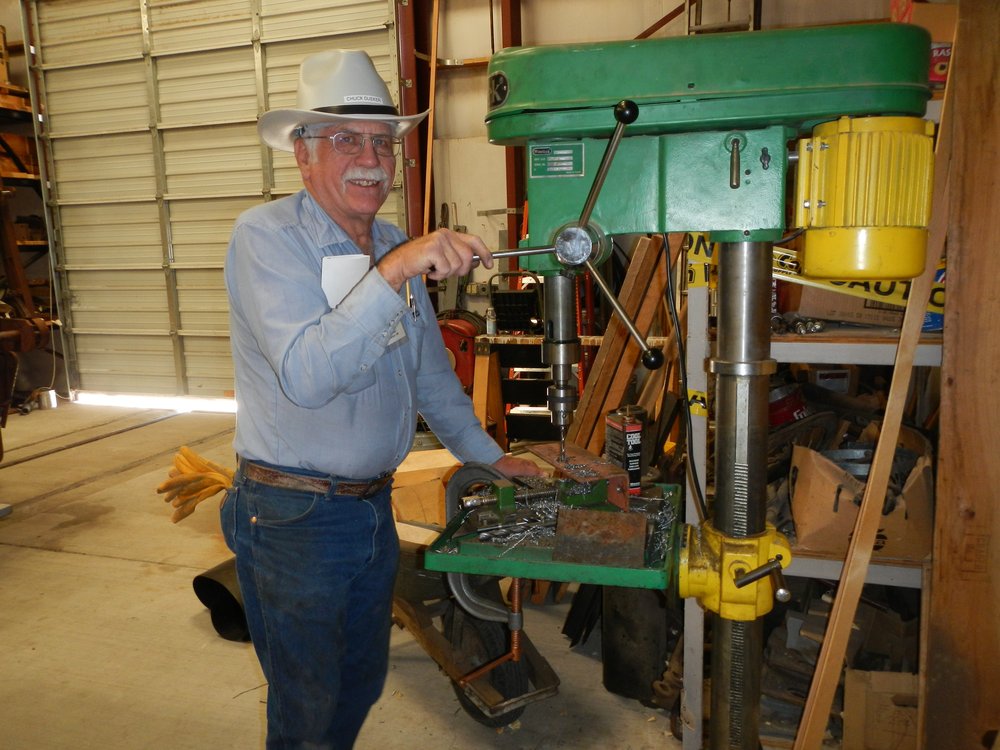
[377,229,494,292]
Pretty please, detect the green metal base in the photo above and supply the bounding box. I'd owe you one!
[424,485,682,590]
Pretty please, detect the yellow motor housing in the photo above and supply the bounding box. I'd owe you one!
[795,115,935,280]
[678,521,792,622]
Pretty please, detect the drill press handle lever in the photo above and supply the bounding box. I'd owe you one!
[476,101,664,370]
[733,555,793,604]
[577,99,664,370]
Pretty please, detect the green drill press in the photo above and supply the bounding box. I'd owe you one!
[426,21,934,749]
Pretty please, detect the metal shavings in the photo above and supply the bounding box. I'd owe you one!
[515,475,552,490]
[561,462,599,478]
[473,500,560,551]
[645,501,678,563]
[497,522,557,556]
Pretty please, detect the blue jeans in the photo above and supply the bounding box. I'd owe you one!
[220,466,399,750]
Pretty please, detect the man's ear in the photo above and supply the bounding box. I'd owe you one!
[293,137,311,170]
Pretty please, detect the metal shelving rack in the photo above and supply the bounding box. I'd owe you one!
[680,281,939,749]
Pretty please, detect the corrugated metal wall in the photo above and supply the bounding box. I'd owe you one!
[25,0,403,396]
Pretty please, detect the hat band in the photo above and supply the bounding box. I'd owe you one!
[314,104,400,117]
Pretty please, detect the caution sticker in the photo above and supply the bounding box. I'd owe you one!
[773,245,945,316]
[687,389,708,418]
[685,232,718,289]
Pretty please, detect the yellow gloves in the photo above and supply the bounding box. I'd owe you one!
[157,446,235,523]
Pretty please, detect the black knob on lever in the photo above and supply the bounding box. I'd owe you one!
[642,348,665,370]
[614,99,639,125]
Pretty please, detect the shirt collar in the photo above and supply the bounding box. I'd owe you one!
[301,190,396,261]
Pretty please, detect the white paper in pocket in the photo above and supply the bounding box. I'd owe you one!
[321,255,371,308]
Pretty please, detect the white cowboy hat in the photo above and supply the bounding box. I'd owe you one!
[258,49,428,152]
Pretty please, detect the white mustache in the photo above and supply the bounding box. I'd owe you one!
[342,167,388,185]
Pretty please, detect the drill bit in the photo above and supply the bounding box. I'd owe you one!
[559,425,567,463]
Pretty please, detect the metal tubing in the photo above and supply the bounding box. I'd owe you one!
[709,240,774,750]
[579,115,629,229]
[473,244,554,262]
[543,273,580,431]
[458,578,524,687]
[712,619,763,750]
[713,241,773,537]
[447,571,510,624]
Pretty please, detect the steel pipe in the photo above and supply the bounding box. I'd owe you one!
[709,241,775,750]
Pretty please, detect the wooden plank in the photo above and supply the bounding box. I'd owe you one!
[922,2,1000,747]
[421,0,441,235]
[637,299,686,423]
[567,235,664,448]
[584,249,670,455]
[472,349,506,450]
[793,29,957,750]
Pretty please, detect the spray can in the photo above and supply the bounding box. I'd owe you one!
[485,307,497,335]
[605,405,646,494]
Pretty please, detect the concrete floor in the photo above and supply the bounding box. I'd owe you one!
[0,401,682,750]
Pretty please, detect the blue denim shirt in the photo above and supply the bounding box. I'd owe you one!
[224,190,503,478]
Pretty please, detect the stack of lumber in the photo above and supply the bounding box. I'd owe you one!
[567,234,683,456]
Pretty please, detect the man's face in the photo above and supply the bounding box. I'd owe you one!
[295,120,396,230]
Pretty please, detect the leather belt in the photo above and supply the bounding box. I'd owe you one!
[241,461,393,499]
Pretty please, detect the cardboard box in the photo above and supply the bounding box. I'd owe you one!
[843,670,919,750]
[908,3,958,100]
[780,283,905,328]
[789,428,934,562]
[791,363,860,396]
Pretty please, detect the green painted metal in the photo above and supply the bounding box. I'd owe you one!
[488,23,931,255]
[494,479,517,511]
[519,125,792,263]
[486,24,930,142]
[424,485,682,590]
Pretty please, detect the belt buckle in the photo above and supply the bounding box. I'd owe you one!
[359,474,389,499]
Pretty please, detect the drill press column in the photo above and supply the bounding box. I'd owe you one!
[709,241,776,749]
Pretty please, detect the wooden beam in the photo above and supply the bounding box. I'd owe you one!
[566,235,664,449]
[922,1,1000,747]
[584,250,670,455]
[395,0,422,239]
[472,349,507,450]
[634,2,686,39]
[421,0,441,236]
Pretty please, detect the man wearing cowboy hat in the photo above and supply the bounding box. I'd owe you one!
[222,49,542,748]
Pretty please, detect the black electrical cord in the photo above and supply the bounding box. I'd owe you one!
[776,227,805,245]
[663,235,710,523]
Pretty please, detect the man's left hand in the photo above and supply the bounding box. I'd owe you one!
[492,454,547,478]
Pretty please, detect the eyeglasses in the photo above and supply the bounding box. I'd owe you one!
[304,131,401,157]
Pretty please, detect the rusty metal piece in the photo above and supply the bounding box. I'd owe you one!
[527,441,629,509]
[552,507,648,568]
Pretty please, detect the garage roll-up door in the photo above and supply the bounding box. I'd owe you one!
[25,0,405,396]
